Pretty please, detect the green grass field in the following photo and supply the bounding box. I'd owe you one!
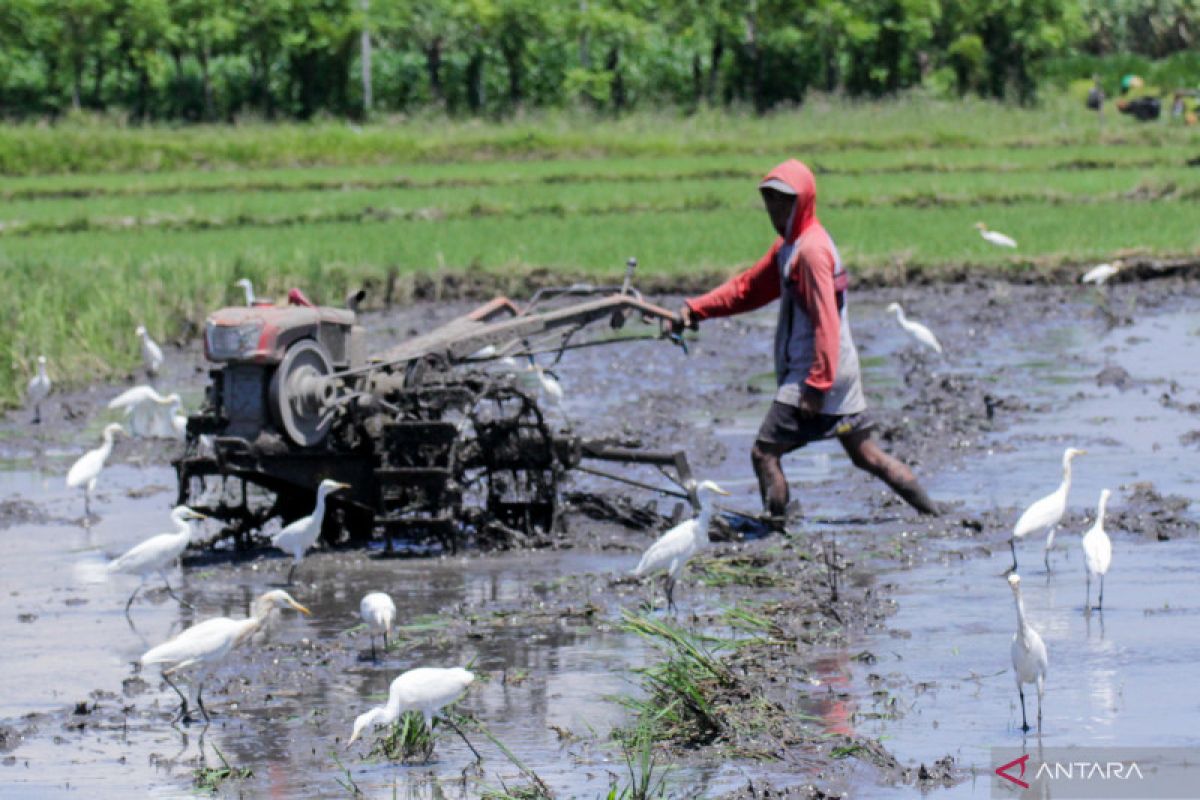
[2,94,1199,404]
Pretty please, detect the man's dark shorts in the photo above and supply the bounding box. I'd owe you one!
[756,401,875,450]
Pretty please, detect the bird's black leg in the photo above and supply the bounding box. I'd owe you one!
[370,635,377,662]
[160,573,193,609]
[286,562,298,586]
[124,584,141,618]
[444,716,482,762]
[1008,539,1018,574]
[1043,536,1053,573]
[1098,575,1104,611]
[163,673,190,723]
[1085,572,1091,614]
[665,576,676,614]
[1018,687,1029,733]
[196,685,211,723]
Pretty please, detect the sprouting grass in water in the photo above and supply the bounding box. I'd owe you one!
[192,744,253,792]
[605,725,671,800]
[616,612,735,747]
[370,710,435,762]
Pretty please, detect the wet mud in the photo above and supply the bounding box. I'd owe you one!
[1,275,1198,798]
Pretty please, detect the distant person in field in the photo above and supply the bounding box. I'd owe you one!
[676,159,939,527]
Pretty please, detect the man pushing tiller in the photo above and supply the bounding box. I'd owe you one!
[676,159,938,528]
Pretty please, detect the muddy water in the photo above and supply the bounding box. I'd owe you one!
[1,280,1198,797]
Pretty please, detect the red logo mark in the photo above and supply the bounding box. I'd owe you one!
[996,754,1031,789]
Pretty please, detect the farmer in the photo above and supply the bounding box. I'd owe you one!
[676,159,938,527]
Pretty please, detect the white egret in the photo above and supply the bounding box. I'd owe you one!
[26,355,51,424]
[885,303,943,354]
[975,222,1017,249]
[527,361,564,409]
[633,480,730,612]
[108,385,184,438]
[140,589,310,723]
[349,667,478,759]
[1008,574,1048,732]
[171,403,188,439]
[1080,260,1124,286]
[271,479,351,584]
[66,423,125,516]
[1010,447,1086,573]
[108,506,207,615]
[1080,489,1113,611]
[234,278,256,306]
[135,325,164,376]
[360,591,397,660]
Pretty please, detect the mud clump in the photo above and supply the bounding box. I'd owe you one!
[1096,365,1134,390]
[1111,482,1193,541]
[0,498,51,530]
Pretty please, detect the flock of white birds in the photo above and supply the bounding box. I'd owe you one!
[22,257,1128,760]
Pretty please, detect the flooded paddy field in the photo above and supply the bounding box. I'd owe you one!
[1,276,1197,798]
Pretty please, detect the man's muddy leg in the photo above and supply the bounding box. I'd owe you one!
[839,430,939,515]
[751,440,791,524]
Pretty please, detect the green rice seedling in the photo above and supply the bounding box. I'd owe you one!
[192,744,253,792]
[370,710,435,762]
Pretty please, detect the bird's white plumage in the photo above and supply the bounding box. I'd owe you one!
[349,667,475,744]
[108,385,184,438]
[633,481,728,609]
[108,506,204,579]
[271,479,350,567]
[140,589,309,715]
[1081,261,1123,285]
[886,303,943,354]
[26,356,51,414]
[1008,574,1048,730]
[360,592,397,637]
[66,424,124,509]
[1012,448,1085,552]
[136,325,164,376]
[975,222,1017,248]
[529,363,564,406]
[1081,490,1113,577]
[235,278,256,306]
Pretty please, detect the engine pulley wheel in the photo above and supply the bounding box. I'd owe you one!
[269,339,335,447]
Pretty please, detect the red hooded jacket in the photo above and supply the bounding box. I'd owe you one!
[684,160,845,394]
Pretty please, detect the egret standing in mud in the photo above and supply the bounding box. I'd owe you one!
[360,591,397,660]
[349,667,479,760]
[885,303,943,354]
[235,278,257,306]
[66,423,125,517]
[108,385,184,438]
[271,479,351,584]
[975,222,1017,248]
[135,325,164,377]
[1081,489,1114,611]
[108,506,207,615]
[1081,260,1124,286]
[26,355,51,424]
[1008,574,1047,732]
[526,358,565,411]
[140,589,310,723]
[633,480,729,612]
[1010,447,1086,573]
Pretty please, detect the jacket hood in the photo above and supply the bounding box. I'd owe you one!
[760,159,817,242]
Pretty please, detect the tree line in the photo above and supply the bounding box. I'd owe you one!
[0,0,1195,122]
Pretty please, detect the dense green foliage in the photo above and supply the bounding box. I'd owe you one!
[1,0,1194,120]
[2,98,1197,405]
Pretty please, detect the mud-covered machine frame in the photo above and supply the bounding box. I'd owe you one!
[175,263,697,550]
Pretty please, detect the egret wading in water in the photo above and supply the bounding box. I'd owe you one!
[234,278,256,306]
[66,423,126,517]
[271,479,351,584]
[1008,574,1048,732]
[975,222,1017,249]
[348,667,479,761]
[1081,260,1124,286]
[885,303,943,354]
[107,386,184,438]
[1081,489,1114,611]
[108,506,207,616]
[26,355,51,424]
[526,358,565,411]
[633,480,730,612]
[360,591,397,660]
[135,325,164,377]
[140,589,310,724]
[1010,447,1086,573]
